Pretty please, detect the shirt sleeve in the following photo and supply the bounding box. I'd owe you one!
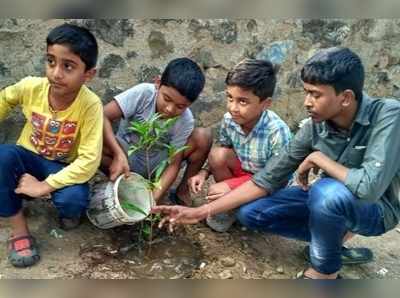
[0,78,26,121]
[268,121,292,159]
[114,83,151,119]
[217,115,232,147]
[170,110,194,148]
[45,101,104,188]
[344,102,400,202]
[252,119,313,192]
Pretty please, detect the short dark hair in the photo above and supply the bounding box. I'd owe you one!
[225,59,277,100]
[46,23,98,70]
[160,58,205,103]
[301,47,365,101]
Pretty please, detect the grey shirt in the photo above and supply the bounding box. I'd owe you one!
[114,83,194,175]
[253,94,400,231]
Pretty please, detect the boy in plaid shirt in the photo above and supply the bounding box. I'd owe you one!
[188,59,291,231]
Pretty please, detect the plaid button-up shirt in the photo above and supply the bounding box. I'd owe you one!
[218,110,292,174]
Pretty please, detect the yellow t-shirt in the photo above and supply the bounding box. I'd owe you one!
[0,76,103,189]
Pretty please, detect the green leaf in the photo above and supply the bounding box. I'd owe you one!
[128,145,140,156]
[163,144,189,160]
[171,145,189,158]
[153,181,162,190]
[120,201,147,216]
[154,160,168,181]
[142,224,151,237]
[163,117,178,130]
[152,213,162,221]
[128,121,147,135]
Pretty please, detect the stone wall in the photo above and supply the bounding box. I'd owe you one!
[1,19,399,143]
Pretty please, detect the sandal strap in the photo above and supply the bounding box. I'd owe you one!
[296,270,312,279]
[8,235,36,253]
[296,269,342,279]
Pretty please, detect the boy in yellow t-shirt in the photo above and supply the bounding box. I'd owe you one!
[0,23,103,268]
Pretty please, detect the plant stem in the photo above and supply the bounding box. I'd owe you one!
[145,148,154,250]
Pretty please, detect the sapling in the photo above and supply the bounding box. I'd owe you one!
[120,113,188,242]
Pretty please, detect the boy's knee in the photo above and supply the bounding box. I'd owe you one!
[191,127,212,150]
[0,145,20,168]
[53,184,89,218]
[208,147,232,168]
[186,128,212,162]
[308,178,353,214]
[236,204,256,228]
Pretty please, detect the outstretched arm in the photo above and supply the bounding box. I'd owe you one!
[152,179,268,231]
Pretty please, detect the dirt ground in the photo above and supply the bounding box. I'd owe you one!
[1,174,400,279]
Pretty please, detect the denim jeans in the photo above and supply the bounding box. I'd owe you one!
[0,144,89,219]
[237,178,386,274]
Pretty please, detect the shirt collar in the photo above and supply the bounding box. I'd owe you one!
[353,92,372,126]
[321,91,372,136]
[229,110,269,136]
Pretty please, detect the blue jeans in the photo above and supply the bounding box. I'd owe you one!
[237,178,386,274]
[0,144,89,219]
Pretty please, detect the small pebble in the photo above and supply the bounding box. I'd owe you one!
[198,233,206,241]
[199,262,207,269]
[49,229,63,239]
[276,266,284,274]
[396,228,400,233]
[377,268,388,277]
[262,270,272,279]
[162,258,173,265]
[219,270,233,279]
[220,257,236,267]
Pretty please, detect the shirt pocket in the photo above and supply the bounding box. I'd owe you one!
[346,146,366,168]
[248,140,269,172]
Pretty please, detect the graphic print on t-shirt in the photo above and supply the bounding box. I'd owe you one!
[30,111,77,161]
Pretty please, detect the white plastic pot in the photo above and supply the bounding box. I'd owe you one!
[86,172,155,229]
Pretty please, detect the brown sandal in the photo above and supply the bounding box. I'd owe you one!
[296,269,342,279]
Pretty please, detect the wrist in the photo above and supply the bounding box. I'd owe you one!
[40,181,55,195]
[199,168,210,178]
[198,204,212,220]
[115,150,127,159]
[310,151,323,164]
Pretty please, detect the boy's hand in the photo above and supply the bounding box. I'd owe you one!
[15,174,54,198]
[188,170,208,193]
[151,204,209,232]
[109,154,130,181]
[206,182,231,202]
[296,155,320,191]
